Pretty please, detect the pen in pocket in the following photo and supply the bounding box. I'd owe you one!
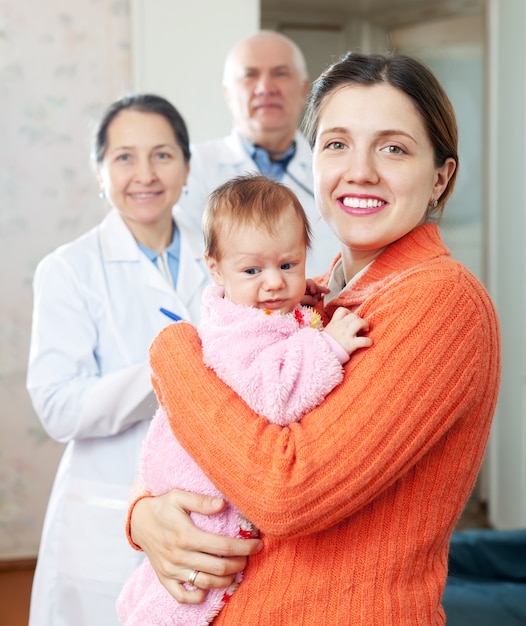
[160,307,182,322]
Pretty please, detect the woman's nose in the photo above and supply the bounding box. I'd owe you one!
[134,158,157,183]
[344,149,380,184]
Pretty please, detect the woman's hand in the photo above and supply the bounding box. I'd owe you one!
[130,489,263,603]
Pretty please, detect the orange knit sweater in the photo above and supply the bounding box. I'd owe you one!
[149,224,501,625]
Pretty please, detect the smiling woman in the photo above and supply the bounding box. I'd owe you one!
[96,111,188,248]
[310,81,456,277]
[94,98,190,250]
[128,53,500,626]
[25,94,210,626]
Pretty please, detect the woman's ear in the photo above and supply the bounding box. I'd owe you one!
[94,165,105,196]
[205,255,224,286]
[433,157,457,199]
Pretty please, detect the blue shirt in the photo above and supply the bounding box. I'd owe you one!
[137,222,181,288]
[241,136,296,182]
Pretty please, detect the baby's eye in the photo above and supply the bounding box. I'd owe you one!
[244,268,260,275]
[280,263,293,270]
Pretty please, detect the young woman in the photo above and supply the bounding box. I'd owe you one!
[129,53,501,625]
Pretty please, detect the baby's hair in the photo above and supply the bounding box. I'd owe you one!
[203,173,312,260]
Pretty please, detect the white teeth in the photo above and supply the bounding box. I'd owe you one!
[342,197,384,208]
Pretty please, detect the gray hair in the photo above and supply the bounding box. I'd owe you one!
[223,30,308,86]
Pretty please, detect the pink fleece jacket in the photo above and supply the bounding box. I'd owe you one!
[117,284,348,625]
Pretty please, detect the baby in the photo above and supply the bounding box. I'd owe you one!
[117,173,372,625]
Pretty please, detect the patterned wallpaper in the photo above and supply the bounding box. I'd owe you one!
[0,0,131,559]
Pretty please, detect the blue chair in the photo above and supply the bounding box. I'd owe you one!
[443,528,526,625]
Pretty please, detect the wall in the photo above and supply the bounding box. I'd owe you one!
[391,15,485,280]
[486,0,526,528]
[131,0,260,142]
[0,0,131,559]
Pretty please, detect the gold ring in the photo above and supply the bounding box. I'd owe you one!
[187,569,199,587]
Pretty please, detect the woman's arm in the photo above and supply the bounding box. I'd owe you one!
[150,270,500,537]
[27,253,154,441]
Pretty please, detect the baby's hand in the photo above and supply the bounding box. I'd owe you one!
[324,307,373,355]
[301,279,330,307]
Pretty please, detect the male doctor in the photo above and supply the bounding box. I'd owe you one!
[179,30,339,277]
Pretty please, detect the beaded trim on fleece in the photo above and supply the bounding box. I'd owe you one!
[213,518,259,619]
[262,306,322,330]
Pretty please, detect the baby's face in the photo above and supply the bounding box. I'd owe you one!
[207,209,307,314]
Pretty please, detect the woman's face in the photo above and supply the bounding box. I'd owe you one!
[97,109,189,232]
[312,83,455,276]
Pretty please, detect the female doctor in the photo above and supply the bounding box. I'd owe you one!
[26,94,209,626]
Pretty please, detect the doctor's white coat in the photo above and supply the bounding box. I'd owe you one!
[26,207,210,626]
[178,130,340,277]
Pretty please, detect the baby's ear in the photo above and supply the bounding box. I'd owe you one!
[204,254,224,285]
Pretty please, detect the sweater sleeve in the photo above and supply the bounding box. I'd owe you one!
[150,268,500,538]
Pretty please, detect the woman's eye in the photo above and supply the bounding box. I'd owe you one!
[116,153,131,162]
[383,145,405,154]
[156,152,171,160]
[327,141,346,150]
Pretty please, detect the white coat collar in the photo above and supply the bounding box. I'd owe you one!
[99,209,141,261]
[98,208,208,304]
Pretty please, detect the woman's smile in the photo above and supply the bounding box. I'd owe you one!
[340,195,388,215]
